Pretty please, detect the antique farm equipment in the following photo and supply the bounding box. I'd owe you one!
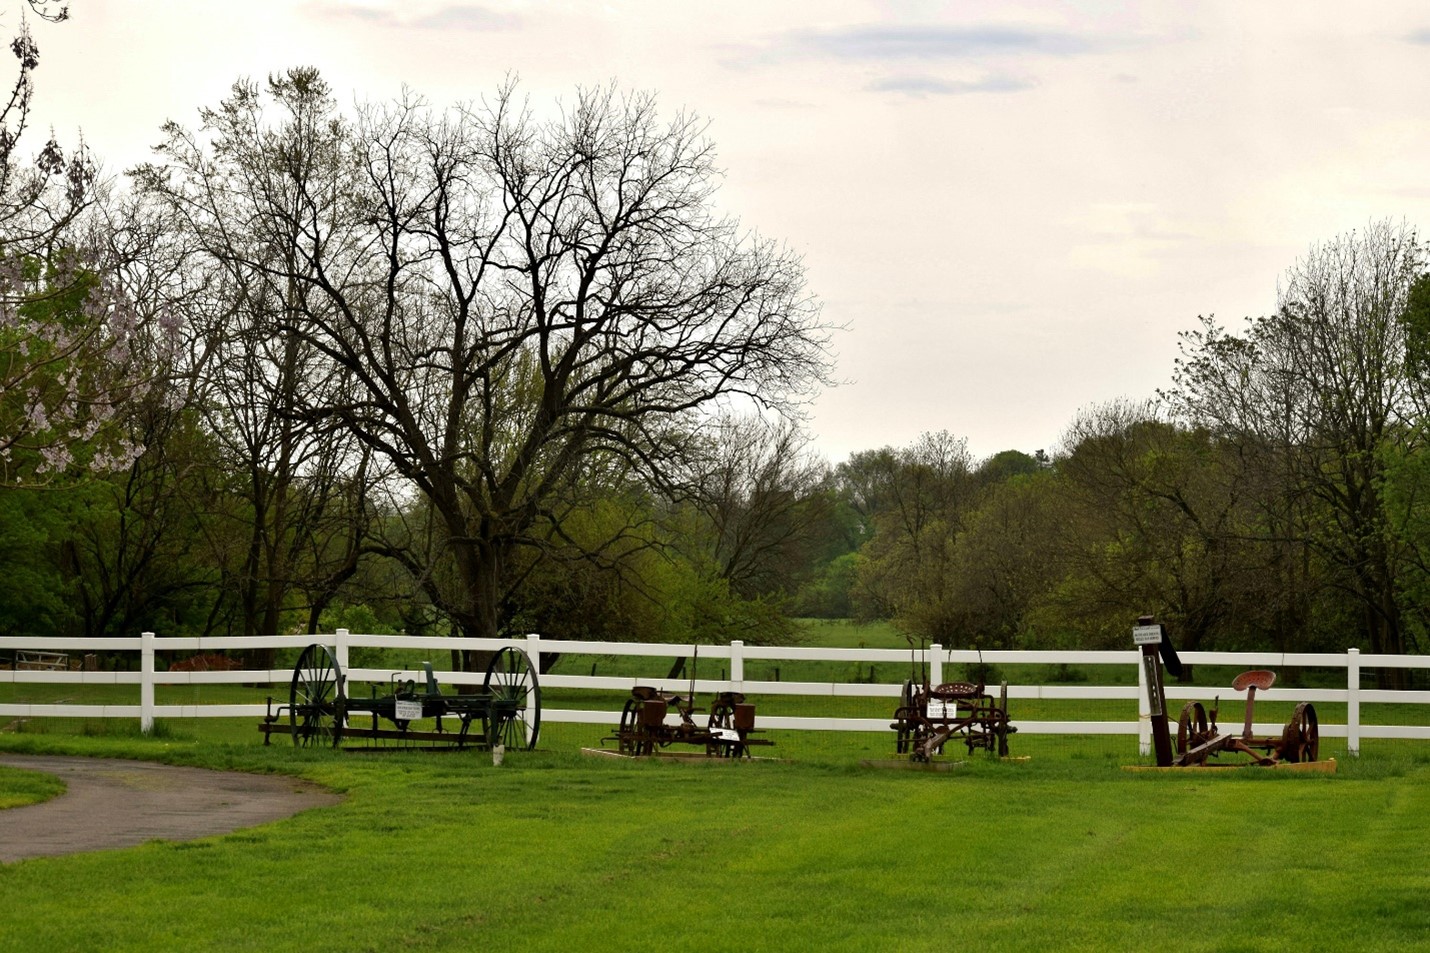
[1172,670,1320,767]
[260,643,540,751]
[602,686,772,758]
[891,678,1015,762]
[1134,617,1319,768]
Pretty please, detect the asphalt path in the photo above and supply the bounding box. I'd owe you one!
[0,754,340,863]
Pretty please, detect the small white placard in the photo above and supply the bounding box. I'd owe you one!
[711,727,740,742]
[926,699,955,720]
[394,699,423,722]
[1133,625,1163,646]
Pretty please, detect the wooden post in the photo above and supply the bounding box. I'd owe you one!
[1134,616,1173,766]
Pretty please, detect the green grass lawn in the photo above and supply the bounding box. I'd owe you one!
[3,621,1429,951]
[0,728,1427,953]
[0,763,65,809]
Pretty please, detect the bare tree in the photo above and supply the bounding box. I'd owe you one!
[140,72,832,649]
[1,0,82,251]
[684,413,831,599]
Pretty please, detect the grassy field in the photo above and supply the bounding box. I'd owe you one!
[0,728,1428,953]
[0,763,65,809]
[2,620,1429,951]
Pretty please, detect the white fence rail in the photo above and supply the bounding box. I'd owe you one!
[3,632,1430,756]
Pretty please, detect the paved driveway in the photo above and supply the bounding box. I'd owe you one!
[0,754,340,863]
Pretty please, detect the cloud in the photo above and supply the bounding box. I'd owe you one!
[867,73,1035,97]
[412,6,521,31]
[310,3,520,31]
[761,24,1102,64]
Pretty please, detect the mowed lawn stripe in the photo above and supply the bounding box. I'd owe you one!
[1,740,1427,951]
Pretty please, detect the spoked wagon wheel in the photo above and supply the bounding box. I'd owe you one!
[1176,702,1209,755]
[483,647,541,751]
[290,643,345,748]
[1281,702,1319,763]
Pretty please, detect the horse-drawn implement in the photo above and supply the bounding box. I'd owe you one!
[601,686,773,759]
[260,643,540,752]
[1173,670,1319,766]
[891,679,1015,762]
[1135,617,1323,769]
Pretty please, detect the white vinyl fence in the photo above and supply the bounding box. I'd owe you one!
[4,631,1430,756]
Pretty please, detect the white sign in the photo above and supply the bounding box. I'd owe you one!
[393,699,423,722]
[711,727,740,742]
[926,699,956,720]
[1133,625,1163,646]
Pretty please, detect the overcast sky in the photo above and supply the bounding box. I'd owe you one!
[20,1,1430,463]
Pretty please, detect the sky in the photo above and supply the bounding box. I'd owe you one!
[18,1,1430,464]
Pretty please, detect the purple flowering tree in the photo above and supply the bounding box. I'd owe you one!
[0,2,163,483]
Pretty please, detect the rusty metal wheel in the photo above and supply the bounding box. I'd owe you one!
[893,707,918,754]
[1176,701,1208,755]
[616,696,642,755]
[894,680,918,754]
[706,692,745,758]
[1283,702,1319,763]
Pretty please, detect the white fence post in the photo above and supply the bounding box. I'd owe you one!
[1347,647,1361,757]
[526,633,542,677]
[1136,650,1150,756]
[929,644,943,687]
[730,640,744,692]
[334,628,350,677]
[140,631,155,734]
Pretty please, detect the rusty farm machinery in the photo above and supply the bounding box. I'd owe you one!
[1134,618,1324,769]
[891,677,1016,762]
[1172,669,1320,767]
[601,685,773,759]
[261,643,541,752]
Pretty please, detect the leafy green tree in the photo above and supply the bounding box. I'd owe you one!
[850,431,977,644]
[0,485,74,635]
[1048,401,1256,653]
[945,468,1062,650]
[1166,222,1428,663]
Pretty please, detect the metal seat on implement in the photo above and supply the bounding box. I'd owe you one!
[930,681,981,700]
[1232,670,1276,692]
